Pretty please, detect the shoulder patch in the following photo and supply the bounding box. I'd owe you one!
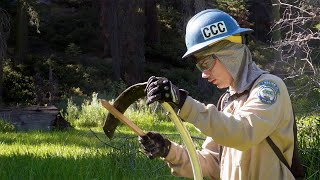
[257,80,280,104]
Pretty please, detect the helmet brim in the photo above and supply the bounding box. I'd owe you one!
[182,28,253,59]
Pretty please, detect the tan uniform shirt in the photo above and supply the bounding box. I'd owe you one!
[164,74,295,180]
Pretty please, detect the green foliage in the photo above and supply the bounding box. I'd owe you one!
[0,119,15,132]
[293,91,320,114]
[40,4,100,52]
[65,43,82,58]
[145,4,185,64]
[215,0,251,28]
[296,114,320,179]
[315,23,320,30]
[127,100,170,125]
[290,79,320,178]
[104,80,127,99]
[292,80,320,178]
[52,56,118,100]
[248,41,274,69]
[2,52,126,106]
[3,59,36,104]
[64,93,107,127]
[290,75,320,114]
[63,99,79,125]
[297,114,320,148]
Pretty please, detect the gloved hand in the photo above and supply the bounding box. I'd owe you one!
[145,76,188,108]
[138,131,171,159]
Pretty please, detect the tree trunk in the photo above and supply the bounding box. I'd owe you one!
[247,0,273,43]
[15,0,28,65]
[102,0,145,83]
[100,0,112,57]
[0,54,3,104]
[182,0,194,36]
[0,8,10,104]
[110,0,121,80]
[145,0,160,46]
[0,37,3,104]
[194,0,206,13]
[118,0,145,85]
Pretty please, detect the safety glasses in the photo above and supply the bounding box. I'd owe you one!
[196,55,217,72]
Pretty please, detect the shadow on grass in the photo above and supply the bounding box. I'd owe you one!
[0,129,104,148]
[0,153,180,180]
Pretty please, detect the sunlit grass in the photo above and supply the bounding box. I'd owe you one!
[0,115,202,180]
[0,129,187,179]
[1,96,318,179]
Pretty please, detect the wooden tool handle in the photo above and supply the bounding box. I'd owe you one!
[100,99,145,136]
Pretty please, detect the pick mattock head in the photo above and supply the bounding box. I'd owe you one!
[103,82,147,139]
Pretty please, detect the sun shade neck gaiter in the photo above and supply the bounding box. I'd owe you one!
[200,40,268,94]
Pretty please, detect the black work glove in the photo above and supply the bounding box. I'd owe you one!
[145,76,188,108]
[138,131,171,159]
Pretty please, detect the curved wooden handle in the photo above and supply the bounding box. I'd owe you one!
[101,99,145,136]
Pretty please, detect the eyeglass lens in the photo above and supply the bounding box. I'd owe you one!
[196,55,216,72]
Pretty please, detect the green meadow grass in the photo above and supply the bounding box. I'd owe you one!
[0,103,205,180]
[1,97,319,179]
[0,128,199,180]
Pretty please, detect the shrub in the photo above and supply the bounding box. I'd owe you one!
[63,99,80,125]
[296,114,320,178]
[3,59,36,105]
[0,119,15,132]
[64,93,107,127]
[100,79,127,101]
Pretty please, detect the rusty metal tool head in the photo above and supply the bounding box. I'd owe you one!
[103,82,147,139]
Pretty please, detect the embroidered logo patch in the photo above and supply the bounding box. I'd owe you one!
[257,80,280,104]
[201,21,228,40]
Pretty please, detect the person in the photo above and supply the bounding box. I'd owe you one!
[139,9,295,180]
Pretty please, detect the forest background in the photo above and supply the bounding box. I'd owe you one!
[0,0,319,179]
